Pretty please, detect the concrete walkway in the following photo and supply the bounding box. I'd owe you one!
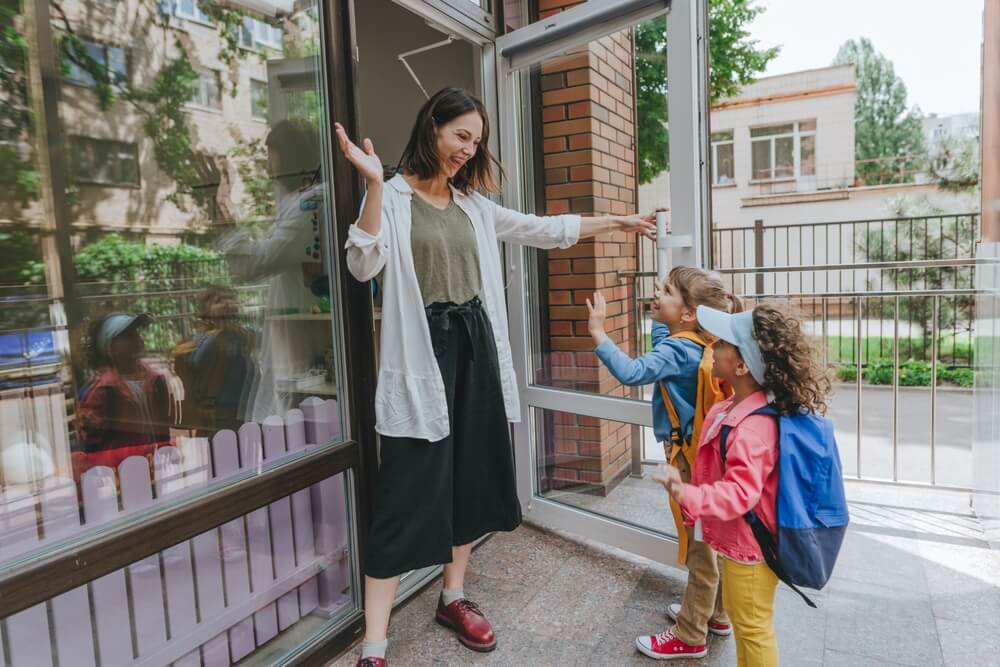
[330,484,1000,666]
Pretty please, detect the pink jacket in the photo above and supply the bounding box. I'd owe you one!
[679,390,779,562]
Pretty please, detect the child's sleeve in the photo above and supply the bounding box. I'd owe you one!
[594,336,688,386]
[679,417,778,521]
[651,321,670,347]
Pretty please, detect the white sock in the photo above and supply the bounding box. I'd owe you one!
[442,587,465,606]
[360,638,387,659]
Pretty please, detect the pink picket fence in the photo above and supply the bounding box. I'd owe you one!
[0,397,353,667]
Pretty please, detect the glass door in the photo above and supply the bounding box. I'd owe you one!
[496,0,710,565]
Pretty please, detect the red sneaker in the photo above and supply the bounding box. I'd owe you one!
[666,602,733,637]
[355,658,387,667]
[635,629,707,660]
[434,596,497,652]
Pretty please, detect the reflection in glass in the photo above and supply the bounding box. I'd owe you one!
[1,0,343,572]
[535,408,676,538]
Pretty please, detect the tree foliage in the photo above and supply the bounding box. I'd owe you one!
[833,38,926,186]
[634,0,778,184]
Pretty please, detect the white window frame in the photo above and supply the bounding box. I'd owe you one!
[172,0,214,26]
[710,130,735,186]
[749,120,816,184]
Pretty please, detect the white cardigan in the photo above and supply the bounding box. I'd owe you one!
[344,174,581,442]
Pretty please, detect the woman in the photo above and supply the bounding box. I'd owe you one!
[219,118,325,422]
[337,87,656,667]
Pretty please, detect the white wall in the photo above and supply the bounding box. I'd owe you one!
[712,65,857,197]
[355,0,479,171]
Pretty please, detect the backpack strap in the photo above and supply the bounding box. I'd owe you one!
[719,417,818,608]
[658,331,711,462]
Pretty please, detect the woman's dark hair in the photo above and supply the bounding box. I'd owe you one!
[399,87,503,194]
[266,118,321,184]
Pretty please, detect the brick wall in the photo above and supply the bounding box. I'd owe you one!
[533,1,641,495]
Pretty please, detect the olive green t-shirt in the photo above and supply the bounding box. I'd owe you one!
[410,193,482,306]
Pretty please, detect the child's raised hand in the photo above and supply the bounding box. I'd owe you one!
[585,291,609,343]
[651,464,685,502]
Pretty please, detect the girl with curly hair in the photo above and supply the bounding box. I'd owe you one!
[653,302,831,667]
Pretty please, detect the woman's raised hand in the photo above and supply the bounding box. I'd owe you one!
[334,122,383,184]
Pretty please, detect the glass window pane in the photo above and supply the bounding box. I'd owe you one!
[751,138,772,179]
[710,130,733,142]
[750,123,793,137]
[251,79,268,119]
[0,471,358,663]
[511,21,667,404]
[1,3,351,640]
[715,142,734,184]
[774,135,794,177]
[534,408,677,538]
[107,46,128,86]
[800,134,816,176]
[799,118,817,132]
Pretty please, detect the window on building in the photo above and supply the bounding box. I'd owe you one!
[64,39,128,88]
[71,136,139,187]
[750,120,816,181]
[172,0,213,23]
[711,130,735,185]
[188,68,221,110]
[233,15,282,51]
[251,79,268,120]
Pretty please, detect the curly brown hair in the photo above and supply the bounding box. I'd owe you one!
[752,302,832,415]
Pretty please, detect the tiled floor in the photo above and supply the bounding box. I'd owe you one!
[330,486,1000,666]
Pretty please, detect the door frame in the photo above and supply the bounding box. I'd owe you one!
[495,0,710,566]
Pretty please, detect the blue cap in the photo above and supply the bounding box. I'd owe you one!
[95,312,152,358]
[696,305,767,387]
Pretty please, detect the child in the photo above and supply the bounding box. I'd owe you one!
[654,303,833,667]
[586,267,740,661]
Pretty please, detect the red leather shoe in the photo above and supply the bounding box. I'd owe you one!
[356,657,387,667]
[434,596,497,652]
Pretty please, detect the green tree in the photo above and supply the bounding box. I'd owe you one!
[634,0,779,184]
[833,37,926,186]
[0,0,38,206]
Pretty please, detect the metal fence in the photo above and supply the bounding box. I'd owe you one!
[710,213,980,369]
[623,212,982,489]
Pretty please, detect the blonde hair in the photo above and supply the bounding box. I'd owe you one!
[752,302,832,415]
[667,267,743,329]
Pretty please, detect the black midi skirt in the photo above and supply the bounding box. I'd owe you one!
[364,297,523,579]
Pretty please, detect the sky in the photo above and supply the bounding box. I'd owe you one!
[746,0,984,116]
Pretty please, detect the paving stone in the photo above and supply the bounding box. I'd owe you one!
[329,518,1000,667]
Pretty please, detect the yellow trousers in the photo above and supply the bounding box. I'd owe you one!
[720,558,780,667]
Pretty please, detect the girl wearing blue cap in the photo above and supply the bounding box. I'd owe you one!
[653,303,832,667]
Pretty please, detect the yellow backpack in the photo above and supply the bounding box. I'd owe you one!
[657,330,732,563]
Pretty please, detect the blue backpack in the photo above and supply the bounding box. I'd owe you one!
[720,405,849,608]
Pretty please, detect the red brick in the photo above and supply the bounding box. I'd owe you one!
[568,134,594,151]
[542,85,599,107]
[545,199,570,215]
[542,105,567,122]
[549,290,572,305]
[543,137,567,153]
[543,117,596,138]
[549,259,572,275]
[546,182,594,199]
[550,321,572,336]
